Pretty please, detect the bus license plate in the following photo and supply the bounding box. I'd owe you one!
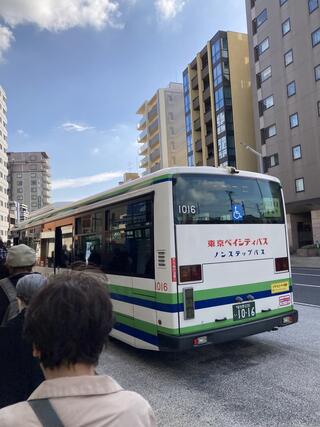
[233,301,256,321]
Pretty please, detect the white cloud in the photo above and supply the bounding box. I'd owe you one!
[92,147,100,155]
[0,0,121,31]
[154,0,188,20]
[16,129,29,137]
[62,122,94,132]
[0,25,14,62]
[52,170,123,189]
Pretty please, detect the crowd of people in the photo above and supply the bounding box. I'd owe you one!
[0,241,155,426]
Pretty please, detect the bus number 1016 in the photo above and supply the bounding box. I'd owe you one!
[178,205,197,215]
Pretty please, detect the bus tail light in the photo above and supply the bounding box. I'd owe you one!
[193,336,207,346]
[171,257,177,282]
[282,315,294,325]
[180,264,202,283]
[275,257,289,272]
[184,288,195,320]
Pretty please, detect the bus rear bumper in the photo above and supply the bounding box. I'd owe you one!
[158,309,298,351]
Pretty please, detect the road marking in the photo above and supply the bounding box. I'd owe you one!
[295,302,320,308]
[293,283,320,288]
[292,273,320,277]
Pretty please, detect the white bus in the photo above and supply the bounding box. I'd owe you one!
[13,167,298,351]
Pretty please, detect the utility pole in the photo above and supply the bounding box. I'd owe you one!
[240,142,263,173]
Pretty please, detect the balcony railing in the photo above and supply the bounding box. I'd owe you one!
[193,96,200,110]
[149,133,160,149]
[137,116,146,130]
[139,142,148,155]
[204,110,212,123]
[148,118,159,136]
[205,133,213,146]
[203,86,211,101]
[191,76,198,90]
[148,105,158,122]
[207,156,215,166]
[195,139,202,152]
[137,128,147,142]
[201,64,209,79]
[194,118,201,131]
[139,156,148,168]
[150,148,160,163]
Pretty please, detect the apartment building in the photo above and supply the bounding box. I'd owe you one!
[8,152,51,213]
[0,87,9,240]
[183,31,257,171]
[137,83,187,174]
[8,201,29,232]
[245,0,320,250]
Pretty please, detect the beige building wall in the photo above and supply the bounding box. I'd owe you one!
[228,32,258,171]
[0,87,9,240]
[137,83,187,175]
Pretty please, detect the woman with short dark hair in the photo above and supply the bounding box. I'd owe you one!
[0,271,155,426]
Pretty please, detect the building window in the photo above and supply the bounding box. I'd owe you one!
[312,28,320,47]
[31,187,37,193]
[31,180,37,186]
[255,37,270,60]
[216,111,226,135]
[290,113,299,128]
[171,141,175,151]
[287,81,296,97]
[185,114,192,134]
[213,63,222,87]
[170,127,174,135]
[282,18,291,36]
[265,124,277,139]
[17,180,23,186]
[292,145,302,160]
[212,39,221,64]
[309,0,319,13]
[214,87,224,111]
[17,195,23,201]
[31,195,37,200]
[280,0,287,5]
[269,153,279,168]
[259,95,274,115]
[318,100,320,116]
[167,94,173,103]
[217,136,227,160]
[315,65,320,81]
[17,173,22,178]
[168,112,174,121]
[30,172,36,178]
[258,66,272,87]
[253,8,268,34]
[295,178,305,193]
[17,188,23,193]
[284,49,293,67]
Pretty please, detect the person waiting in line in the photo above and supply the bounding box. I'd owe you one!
[0,244,36,326]
[0,271,156,426]
[0,273,47,409]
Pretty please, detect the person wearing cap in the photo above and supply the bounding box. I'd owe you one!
[0,273,47,409]
[0,244,36,326]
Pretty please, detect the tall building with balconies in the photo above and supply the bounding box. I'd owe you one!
[183,31,257,171]
[245,0,320,250]
[8,152,51,213]
[0,87,9,240]
[137,83,187,174]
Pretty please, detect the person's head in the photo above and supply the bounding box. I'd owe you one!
[6,240,11,248]
[24,271,113,371]
[16,273,47,311]
[6,244,36,275]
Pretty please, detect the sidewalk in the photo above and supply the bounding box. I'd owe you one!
[290,256,320,268]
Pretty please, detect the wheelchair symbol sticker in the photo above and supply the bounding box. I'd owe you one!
[232,204,244,221]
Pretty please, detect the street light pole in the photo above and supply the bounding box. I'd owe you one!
[240,142,264,173]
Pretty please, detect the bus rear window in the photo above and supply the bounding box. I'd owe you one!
[173,174,285,225]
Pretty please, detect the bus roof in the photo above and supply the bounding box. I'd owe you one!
[12,166,281,232]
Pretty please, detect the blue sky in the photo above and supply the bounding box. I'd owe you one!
[0,0,247,203]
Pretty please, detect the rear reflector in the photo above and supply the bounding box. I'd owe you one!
[183,288,195,320]
[282,315,294,325]
[180,264,202,283]
[193,336,207,346]
[275,257,289,272]
[171,257,177,283]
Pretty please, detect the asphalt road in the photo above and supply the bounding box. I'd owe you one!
[98,304,320,427]
[292,267,320,306]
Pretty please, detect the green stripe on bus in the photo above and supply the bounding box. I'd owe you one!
[114,312,158,336]
[178,277,292,303]
[109,278,291,306]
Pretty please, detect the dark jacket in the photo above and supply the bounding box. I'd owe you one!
[0,272,32,325]
[0,309,44,409]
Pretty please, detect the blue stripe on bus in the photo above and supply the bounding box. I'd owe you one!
[110,287,292,313]
[113,322,159,346]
